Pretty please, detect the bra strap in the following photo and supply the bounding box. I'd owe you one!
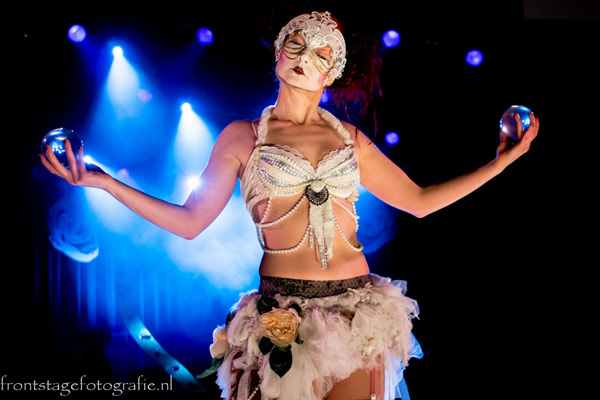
[255,106,275,146]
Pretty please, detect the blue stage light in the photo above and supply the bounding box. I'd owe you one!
[465,49,483,67]
[107,47,141,118]
[181,102,192,113]
[186,176,201,191]
[382,30,401,48]
[196,28,214,45]
[320,91,330,104]
[174,104,214,176]
[68,24,87,43]
[385,131,400,146]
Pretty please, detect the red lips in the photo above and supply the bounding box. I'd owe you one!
[293,66,304,75]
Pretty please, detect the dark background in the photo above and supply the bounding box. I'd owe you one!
[5,0,596,398]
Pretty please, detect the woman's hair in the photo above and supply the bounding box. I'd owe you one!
[327,19,382,145]
[257,8,383,145]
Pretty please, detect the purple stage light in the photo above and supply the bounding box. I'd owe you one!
[197,28,214,45]
[466,49,483,67]
[382,30,401,48]
[68,24,87,43]
[385,132,400,146]
[137,89,153,103]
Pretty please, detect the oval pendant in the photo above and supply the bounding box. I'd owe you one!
[305,185,329,206]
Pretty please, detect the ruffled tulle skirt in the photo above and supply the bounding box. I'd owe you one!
[210,273,422,400]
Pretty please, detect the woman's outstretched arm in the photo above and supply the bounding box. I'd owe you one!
[352,112,540,218]
[40,121,246,239]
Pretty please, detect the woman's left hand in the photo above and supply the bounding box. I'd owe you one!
[496,111,540,168]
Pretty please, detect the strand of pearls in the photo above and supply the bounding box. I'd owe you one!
[261,222,312,254]
[256,196,305,228]
[248,384,260,400]
[333,214,364,252]
[257,194,363,255]
[331,196,360,232]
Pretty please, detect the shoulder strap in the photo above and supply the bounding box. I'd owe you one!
[255,106,275,146]
[250,120,258,139]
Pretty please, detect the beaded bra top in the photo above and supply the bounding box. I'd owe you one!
[240,105,363,269]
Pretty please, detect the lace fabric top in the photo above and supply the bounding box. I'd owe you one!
[240,105,363,269]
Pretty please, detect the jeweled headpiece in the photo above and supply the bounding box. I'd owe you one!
[274,11,347,84]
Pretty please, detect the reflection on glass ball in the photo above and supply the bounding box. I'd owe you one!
[499,105,532,141]
[41,128,83,167]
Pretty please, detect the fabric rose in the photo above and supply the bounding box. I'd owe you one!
[209,324,228,358]
[258,308,301,347]
[47,198,99,263]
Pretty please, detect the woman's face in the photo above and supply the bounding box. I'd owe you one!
[275,30,334,92]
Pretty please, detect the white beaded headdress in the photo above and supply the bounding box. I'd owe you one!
[274,11,347,84]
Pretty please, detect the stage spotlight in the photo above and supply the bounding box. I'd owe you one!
[174,104,213,175]
[68,24,87,43]
[320,91,330,104]
[186,176,200,191]
[466,49,483,67]
[196,28,214,45]
[107,45,141,118]
[181,102,192,113]
[382,30,401,48]
[385,131,400,146]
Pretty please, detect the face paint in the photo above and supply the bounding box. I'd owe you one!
[275,31,331,92]
[274,11,346,88]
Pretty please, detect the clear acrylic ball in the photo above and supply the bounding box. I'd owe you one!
[499,105,532,141]
[41,128,83,167]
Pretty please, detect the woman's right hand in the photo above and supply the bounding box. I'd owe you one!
[39,139,110,189]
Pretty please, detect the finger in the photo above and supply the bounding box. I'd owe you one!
[515,113,523,138]
[77,146,87,175]
[524,115,539,142]
[45,145,73,182]
[64,139,80,183]
[39,153,62,176]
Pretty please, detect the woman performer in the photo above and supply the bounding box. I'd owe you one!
[39,11,539,400]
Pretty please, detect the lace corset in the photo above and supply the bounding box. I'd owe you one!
[240,105,363,269]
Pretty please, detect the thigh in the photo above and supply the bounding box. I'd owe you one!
[323,355,385,400]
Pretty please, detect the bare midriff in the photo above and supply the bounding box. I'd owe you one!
[250,192,370,281]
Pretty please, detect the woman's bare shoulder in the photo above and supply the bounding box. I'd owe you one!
[217,119,258,150]
[216,119,261,178]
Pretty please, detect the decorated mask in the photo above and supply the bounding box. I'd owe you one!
[274,11,347,88]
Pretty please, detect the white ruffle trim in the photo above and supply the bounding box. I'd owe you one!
[214,274,422,400]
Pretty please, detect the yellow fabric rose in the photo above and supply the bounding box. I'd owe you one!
[258,308,301,347]
[209,324,228,358]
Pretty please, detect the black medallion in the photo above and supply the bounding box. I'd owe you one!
[305,184,329,206]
